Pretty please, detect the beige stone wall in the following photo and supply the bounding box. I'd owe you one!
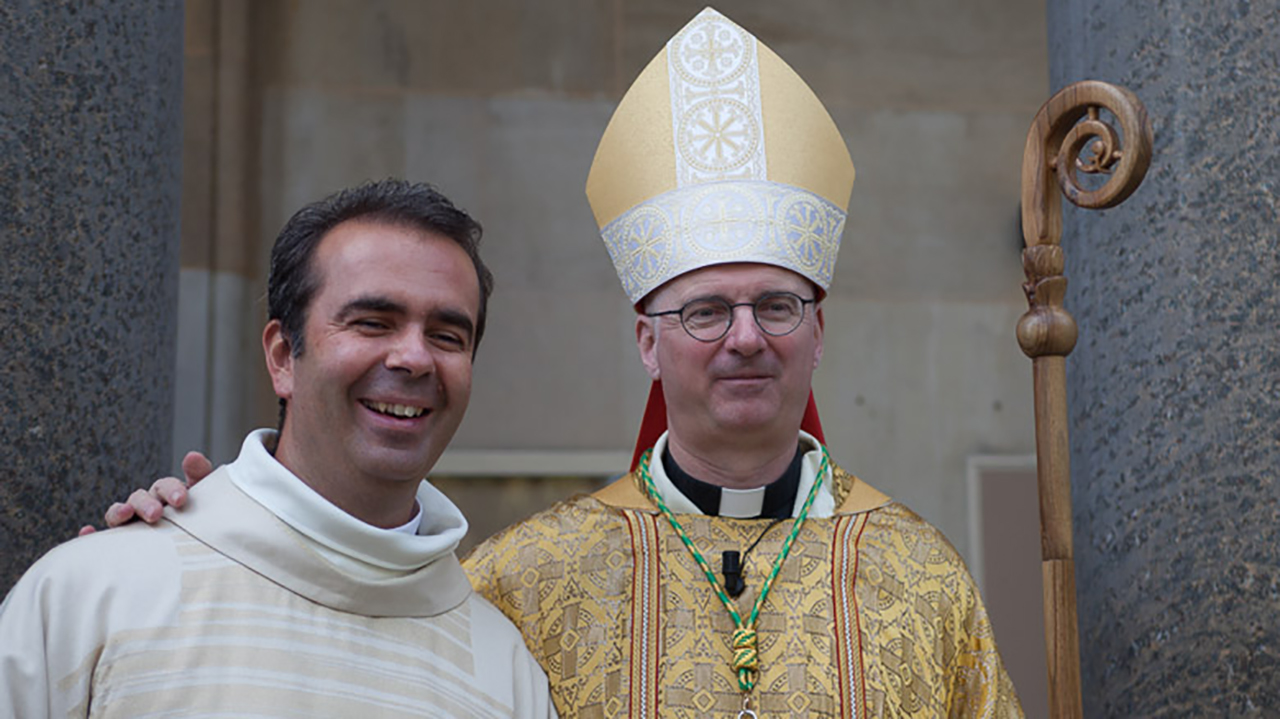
[177,0,266,468]
[178,0,1047,559]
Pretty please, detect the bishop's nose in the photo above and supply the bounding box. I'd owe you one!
[722,304,767,355]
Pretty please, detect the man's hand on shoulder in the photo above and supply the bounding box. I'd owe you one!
[77,451,215,536]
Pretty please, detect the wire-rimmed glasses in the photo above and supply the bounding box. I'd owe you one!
[645,291,816,342]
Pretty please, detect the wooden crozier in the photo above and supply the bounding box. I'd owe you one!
[1017,81,1153,719]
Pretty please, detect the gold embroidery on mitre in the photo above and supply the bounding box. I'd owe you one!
[586,7,855,304]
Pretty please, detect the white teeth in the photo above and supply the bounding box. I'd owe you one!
[367,401,426,418]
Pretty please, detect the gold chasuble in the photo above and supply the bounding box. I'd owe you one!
[465,8,1022,717]
[464,458,1022,718]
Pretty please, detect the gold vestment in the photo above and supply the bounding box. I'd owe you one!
[465,464,1022,718]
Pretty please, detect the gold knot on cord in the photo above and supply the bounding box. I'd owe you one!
[732,627,760,690]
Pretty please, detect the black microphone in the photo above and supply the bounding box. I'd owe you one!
[722,550,745,598]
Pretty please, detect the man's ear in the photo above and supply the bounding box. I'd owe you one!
[263,320,295,400]
[812,305,825,369]
[636,315,661,381]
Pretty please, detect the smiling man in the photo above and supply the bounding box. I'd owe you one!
[264,216,478,528]
[0,180,554,718]
[637,264,825,489]
[462,8,1026,717]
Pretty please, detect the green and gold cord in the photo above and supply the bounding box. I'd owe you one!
[636,446,830,693]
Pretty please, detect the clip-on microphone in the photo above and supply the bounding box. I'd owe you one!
[722,550,745,598]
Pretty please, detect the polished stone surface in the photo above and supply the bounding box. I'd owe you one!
[1049,0,1279,714]
[0,1,183,592]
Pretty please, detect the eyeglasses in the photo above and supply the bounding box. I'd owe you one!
[645,291,817,342]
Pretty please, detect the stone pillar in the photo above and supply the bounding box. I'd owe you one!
[1048,1,1279,715]
[0,2,184,591]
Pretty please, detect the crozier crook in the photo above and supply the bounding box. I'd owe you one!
[1017,80,1153,719]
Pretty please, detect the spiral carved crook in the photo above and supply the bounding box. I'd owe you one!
[1018,81,1153,360]
[1022,80,1154,249]
[1015,81,1153,719]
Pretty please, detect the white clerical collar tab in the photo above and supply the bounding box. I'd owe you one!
[388,500,423,536]
[720,486,766,518]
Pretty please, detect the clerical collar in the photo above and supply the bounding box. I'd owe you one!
[388,501,423,535]
[661,446,804,519]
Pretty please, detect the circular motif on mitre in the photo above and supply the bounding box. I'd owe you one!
[620,205,673,287]
[685,186,763,257]
[677,98,761,175]
[672,17,751,86]
[779,195,839,282]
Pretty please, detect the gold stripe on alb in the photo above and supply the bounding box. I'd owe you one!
[625,510,662,717]
[832,513,870,719]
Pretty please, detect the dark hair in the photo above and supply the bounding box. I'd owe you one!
[268,178,494,356]
[267,179,494,427]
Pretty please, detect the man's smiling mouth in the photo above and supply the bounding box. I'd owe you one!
[362,400,428,418]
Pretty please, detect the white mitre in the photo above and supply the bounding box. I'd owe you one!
[586,6,856,304]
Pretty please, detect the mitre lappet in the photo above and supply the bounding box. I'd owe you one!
[585,6,856,461]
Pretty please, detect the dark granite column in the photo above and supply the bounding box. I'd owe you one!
[1048,1,1279,715]
[0,2,184,592]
